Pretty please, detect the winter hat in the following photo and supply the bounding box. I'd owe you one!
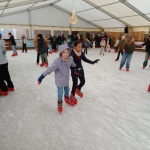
[121,35,125,40]
[58,44,70,55]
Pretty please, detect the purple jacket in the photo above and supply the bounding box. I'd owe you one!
[42,45,76,87]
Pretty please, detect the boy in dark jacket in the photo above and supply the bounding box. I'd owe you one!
[38,34,48,67]
[70,40,100,102]
[8,32,17,56]
[141,36,150,69]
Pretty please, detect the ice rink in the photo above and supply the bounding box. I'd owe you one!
[0,49,150,150]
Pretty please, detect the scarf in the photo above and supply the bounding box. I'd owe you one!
[74,49,81,56]
[61,57,70,62]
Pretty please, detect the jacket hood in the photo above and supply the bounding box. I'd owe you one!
[58,44,70,55]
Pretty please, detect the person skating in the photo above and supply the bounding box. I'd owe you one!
[140,35,150,69]
[37,45,76,113]
[37,34,48,67]
[34,35,40,65]
[0,34,14,96]
[115,36,125,61]
[100,38,106,55]
[22,35,27,53]
[83,38,90,55]
[114,37,120,53]
[70,40,100,102]
[8,32,17,56]
[119,36,138,71]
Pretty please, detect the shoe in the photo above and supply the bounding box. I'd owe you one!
[143,66,146,69]
[103,54,104,56]
[22,51,24,53]
[25,51,27,53]
[45,63,48,67]
[70,94,78,105]
[0,91,8,96]
[37,62,39,65]
[15,52,18,56]
[148,85,150,92]
[64,96,74,106]
[104,49,107,52]
[48,52,52,54]
[100,53,101,55]
[119,67,122,70]
[8,87,14,91]
[108,50,110,53]
[58,101,63,113]
[11,53,16,57]
[126,68,129,71]
[75,88,83,98]
[40,62,45,67]
[115,59,118,61]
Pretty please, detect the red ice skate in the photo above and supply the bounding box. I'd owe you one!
[70,94,78,105]
[126,68,129,72]
[40,62,45,67]
[143,66,146,69]
[0,91,8,96]
[75,88,83,98]
[148,85,150,92]
[115,59,118,61]
[64,96,74,106]
[58,101,63,113]
[8,87,14,91]
[108,50,110,53]
[11,53,16,57]
[119,67,122,70]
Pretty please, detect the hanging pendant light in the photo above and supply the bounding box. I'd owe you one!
[68,0,78,24]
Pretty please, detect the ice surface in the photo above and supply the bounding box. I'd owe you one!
[0,49,150,150]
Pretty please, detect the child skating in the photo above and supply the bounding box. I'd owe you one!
[70,40,100,102]
[100,38,106,55]
[37,44,77,113]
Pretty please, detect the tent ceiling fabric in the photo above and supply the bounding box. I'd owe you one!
[0,0,150,28]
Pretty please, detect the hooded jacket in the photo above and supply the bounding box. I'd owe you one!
[38,39,47,54]
[0,40,8,65]
[9,35,16,46]
[42,45,76,87]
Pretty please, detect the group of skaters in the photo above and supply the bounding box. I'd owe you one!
[0,32,150,113]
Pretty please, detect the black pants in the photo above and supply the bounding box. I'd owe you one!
[37,53,40,63]
[117,51,123,60]
[0,63,14,91]
[22,43,27,52]
[84,47,87,54]
[71,74,85,96]
[53,44,56,50]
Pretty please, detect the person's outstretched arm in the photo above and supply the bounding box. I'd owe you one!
[37,61,58,84]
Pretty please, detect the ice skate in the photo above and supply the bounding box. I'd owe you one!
[70,94,78,105]
[0,91,8,96]
[126,68,129,72]
[148,85,150,92]
[143,66,146,69]
[8,87,14,91]
[64,96,74,106]
[119,67,122,70]
[115,59,118,61]
[58,101,63,113]
[75,88,83,98]
[40,62,45,67]
[11,53,16,57]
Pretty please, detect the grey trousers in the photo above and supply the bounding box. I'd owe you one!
[41,53,48,63]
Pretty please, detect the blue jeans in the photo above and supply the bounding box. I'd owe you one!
[120,52,133,68]
[48,45,52,52]
[57,86,69,102]
[12,45,17,53]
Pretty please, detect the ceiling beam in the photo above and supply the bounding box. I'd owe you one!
[0,0,44,10]
[83,0,132,27]
[120,0,150,22]
[1,0,10,16]
[53,4,102,29]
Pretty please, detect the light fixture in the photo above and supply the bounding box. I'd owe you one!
[68,0,78,24]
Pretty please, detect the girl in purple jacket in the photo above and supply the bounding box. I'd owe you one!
[37,45,77,113]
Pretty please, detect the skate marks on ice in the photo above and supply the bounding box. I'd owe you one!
[0,50,150,150]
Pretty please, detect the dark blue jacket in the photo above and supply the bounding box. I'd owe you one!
[70,50,93,77]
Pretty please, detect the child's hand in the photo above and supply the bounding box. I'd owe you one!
[37,74,45,84]
[93,59,100,64]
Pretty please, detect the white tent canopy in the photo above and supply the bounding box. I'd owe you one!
[0,0,150,28]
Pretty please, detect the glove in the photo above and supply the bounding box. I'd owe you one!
[93,59,100,64]
[37,74,45,84]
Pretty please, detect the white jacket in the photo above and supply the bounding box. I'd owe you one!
[22,38,27,44]
[114,39,119,47]
[0,40,8,65]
